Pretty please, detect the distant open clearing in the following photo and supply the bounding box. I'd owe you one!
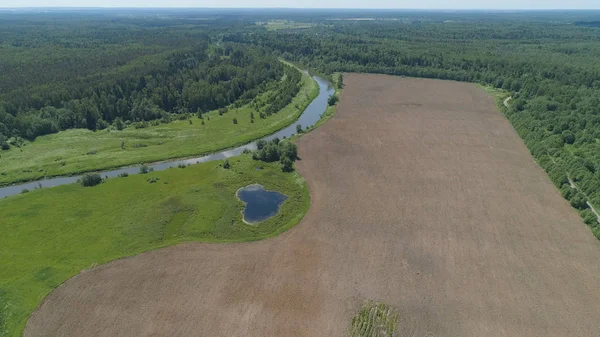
[25,74,600,337]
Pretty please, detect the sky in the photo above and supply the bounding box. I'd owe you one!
[1,0,600,9]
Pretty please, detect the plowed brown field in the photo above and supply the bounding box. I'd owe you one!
[25,74,600,337]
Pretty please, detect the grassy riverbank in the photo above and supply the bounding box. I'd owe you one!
[0,155,309,337]
[0,70,318,187]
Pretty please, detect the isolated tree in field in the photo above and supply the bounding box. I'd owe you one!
[223,159,230,169]
[232,118,238,124]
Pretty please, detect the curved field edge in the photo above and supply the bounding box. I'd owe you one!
[0,155,310,337]
[0,66,319,187]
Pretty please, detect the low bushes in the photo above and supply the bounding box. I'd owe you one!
[79,173,103,187]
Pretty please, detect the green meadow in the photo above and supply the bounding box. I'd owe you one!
[0,71,317,186]
[0,154,309,337]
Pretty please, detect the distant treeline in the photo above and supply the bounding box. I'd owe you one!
[575,21,600,28]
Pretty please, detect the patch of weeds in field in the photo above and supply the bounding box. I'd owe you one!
[350,301,399,337]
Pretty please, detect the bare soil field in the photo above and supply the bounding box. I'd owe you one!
[25,74,600,337]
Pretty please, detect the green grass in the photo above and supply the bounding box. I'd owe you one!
[0,70,318,187]
[350,301,399,337]
[0,155,309,337]
[476,83,510,107]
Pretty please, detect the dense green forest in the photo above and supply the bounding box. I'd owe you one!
[0,45,290,140]
[0,15,301,144]
[2,9,600,240]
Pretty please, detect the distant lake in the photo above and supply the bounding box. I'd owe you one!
[237,184,288,224]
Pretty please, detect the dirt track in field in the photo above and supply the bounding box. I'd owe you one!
[25,74,600,337]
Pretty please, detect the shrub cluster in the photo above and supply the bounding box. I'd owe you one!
[0,135,9,150]
[79,173,103,187]
[252,138,297,172]
[328,95,339,106]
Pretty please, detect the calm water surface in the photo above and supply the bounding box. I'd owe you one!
[0,74,333,198]
[237,184,288,223]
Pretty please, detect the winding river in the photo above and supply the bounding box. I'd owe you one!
[0,74,334,199]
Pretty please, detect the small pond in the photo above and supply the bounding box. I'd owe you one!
[237,184,288,224]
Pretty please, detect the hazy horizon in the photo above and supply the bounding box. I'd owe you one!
[1,0,600,10]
